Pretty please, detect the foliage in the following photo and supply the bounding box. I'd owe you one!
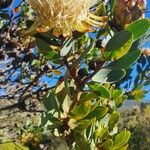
[119,104,150,150]
[0,0,150,150]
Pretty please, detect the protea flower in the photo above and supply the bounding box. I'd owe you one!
[113,0,147,28]
[24,0,107,37]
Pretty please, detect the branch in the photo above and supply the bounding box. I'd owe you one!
[0,86,55,112]
[63,57,81,88]
[0,103,18,111]
[17,70,45,107]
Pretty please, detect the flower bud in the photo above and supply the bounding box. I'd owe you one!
[113,0,147,27]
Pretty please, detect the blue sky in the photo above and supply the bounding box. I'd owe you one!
[12,0,22,7]
[146,1,150,18]
[140,1,150,100]
[144,1,150,47]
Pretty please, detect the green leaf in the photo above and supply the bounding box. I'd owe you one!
[26,20,34,28]
[62,95,72,114]
[79,92,97,103]
[92,68,126,83]
[34,31,59,46]
[111,89,123,99]
[36,38,59,61]
[39,31,58,39]
[75,134,91,150]
[75,119,93,131]
[86,106,108,120]
[41,112,48,126]
[69,101,91,120]
[95,127,109,140]
[56,88,67,106]
[0,142,29,150]
[126,19,150,41]
[107,50,141,69]
[60,38,75,56]
[113,130,131,150]
[102,139,113,150]
[107,69,126,83]
[41,112,60,127]
[130,87,147,101]
[73,39,95,67]
[88,83,111,99]
[115,95,127,107]
[110,0,117,13]
[113,144,128,150]
[108,112,120,131]
[117,144,128,150]
[43,92,60,112]
[55,81,65,94]
[103,31,133,60]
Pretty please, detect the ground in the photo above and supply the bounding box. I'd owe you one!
[0,99,41,142]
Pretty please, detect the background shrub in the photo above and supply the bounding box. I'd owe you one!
[119,103,150,150]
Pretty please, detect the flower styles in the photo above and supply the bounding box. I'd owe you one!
[24,0,107,37]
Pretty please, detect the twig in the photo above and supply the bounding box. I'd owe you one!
[0,86,55,112]
[63,57,80,88]
[17,70,45,107]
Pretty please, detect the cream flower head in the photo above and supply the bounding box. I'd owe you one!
[24,0,107,37]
